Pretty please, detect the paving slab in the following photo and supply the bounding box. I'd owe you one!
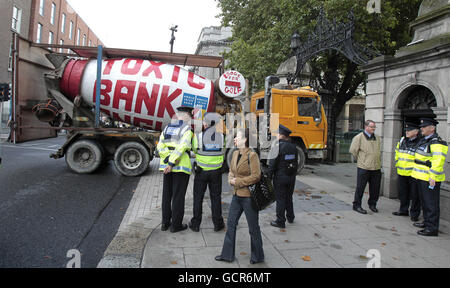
[98,162,450,268]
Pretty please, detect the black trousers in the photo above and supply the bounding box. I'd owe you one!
[353,168,381,209]
[273,174,296,224]
[191,169,224,228]
[418,180,440,232]
[162,172,190,229]
[397,175,421,218]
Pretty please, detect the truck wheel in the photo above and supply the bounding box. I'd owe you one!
[296,145,306,174]
[65,140,103,174]
[114,142,150,177]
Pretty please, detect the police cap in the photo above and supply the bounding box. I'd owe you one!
[405,122,419,131]
[176,106,194,115]
[277,124,292,136]
[419,118,438,127]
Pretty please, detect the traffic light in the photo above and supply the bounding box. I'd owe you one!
[0,83,11,102]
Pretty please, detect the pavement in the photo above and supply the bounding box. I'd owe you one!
[97,161,450,268]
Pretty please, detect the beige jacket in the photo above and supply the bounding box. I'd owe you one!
[228,148,261,197]
[349,132,381,170]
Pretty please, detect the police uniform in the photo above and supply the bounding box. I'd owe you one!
[189,115,226,232]
[268,125,298,229]
[156,106,194,233]
[411,118,448,236]
[393,123,421,221]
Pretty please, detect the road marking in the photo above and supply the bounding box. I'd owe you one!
[1,144,57,152]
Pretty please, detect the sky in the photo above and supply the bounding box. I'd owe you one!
[66,0,222,54]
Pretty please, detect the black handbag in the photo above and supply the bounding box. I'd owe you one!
[247,153,276,211]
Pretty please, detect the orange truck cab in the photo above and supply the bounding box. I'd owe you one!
[250,82,327,173]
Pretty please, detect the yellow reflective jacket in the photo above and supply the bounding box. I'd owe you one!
[395,136,420,176]
[157,120,193,175]
[192,126,225,171]
[411,134,448,182]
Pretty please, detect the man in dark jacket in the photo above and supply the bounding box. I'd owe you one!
[268,124,298,229]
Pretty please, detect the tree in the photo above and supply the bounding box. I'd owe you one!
[217,0,421,158]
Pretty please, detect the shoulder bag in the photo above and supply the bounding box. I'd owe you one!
[247,152,276,211]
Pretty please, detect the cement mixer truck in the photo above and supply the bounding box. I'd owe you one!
[27,44,242,177]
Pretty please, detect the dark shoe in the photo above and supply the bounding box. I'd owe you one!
[369,206,378,213]
[270,221,286,229]
[392,211,409,216]
[413,222,426,228]
[189,222,200,232]
[250,259,264,264]
[214,223,225,232]
[417,229,438,236]
[215,255,232,263]
[287,219,294,224]
[161,223,171,231]
[410,216,419,222]
[170,224,188,233]
[353,207,367,214]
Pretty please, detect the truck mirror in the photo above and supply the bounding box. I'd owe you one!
[268,76,280,85]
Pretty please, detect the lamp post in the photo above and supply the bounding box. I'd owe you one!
[290,30,301,51]
[170,25,178,53]
[288,31,302,85]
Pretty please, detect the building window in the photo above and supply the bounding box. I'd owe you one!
[39,0,45,16]
[11,6,22,33]
[89,40,92,47]
[76,28,80,45]
[8,42,13,71]
[69,21,73,39]
[59,39,64,53]
[61,13,66,34]
[50,3,56,25]
[49,31,53,44]
[82,34,86,46]
[37,23,43,43]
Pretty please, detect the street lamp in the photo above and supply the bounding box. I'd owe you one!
[290,30,301,51]
[170,25,178,53]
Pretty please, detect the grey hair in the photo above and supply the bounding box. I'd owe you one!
[364,120,375,127]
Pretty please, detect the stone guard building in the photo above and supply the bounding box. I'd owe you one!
[363,0,450,221]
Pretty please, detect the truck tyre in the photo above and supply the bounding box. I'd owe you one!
[65,139,103,174]
[296,145,306,174]
[114,142,150,177]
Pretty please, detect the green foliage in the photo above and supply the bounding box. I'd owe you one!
[217,0,421,90]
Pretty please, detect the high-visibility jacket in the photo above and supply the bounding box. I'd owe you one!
[395,136,420,176]
[192,126,225,171]
[157,120,193,175]
[411,133,448,182]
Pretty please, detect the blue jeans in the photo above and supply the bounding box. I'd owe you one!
[219,195,264,262]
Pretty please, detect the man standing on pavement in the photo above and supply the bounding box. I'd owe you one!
[267,124,298,228]
[189,113,226,232]
[393,123,422,222]
[411,118,447,237]
[156,106,194,233]
[349,120,382,214]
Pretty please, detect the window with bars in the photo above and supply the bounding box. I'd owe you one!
[11,6,22,33]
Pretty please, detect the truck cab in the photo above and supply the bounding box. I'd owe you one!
[250,86,328,173]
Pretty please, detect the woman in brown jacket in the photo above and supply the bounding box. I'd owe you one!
[215,128,265,264]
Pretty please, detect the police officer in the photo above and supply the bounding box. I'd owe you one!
[268,124,298,229]
[393,122,421,222]
[411,118,448,236]
[189,113,226,232]
[156,106,194,233]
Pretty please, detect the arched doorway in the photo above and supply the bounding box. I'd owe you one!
[398,85,437,134]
